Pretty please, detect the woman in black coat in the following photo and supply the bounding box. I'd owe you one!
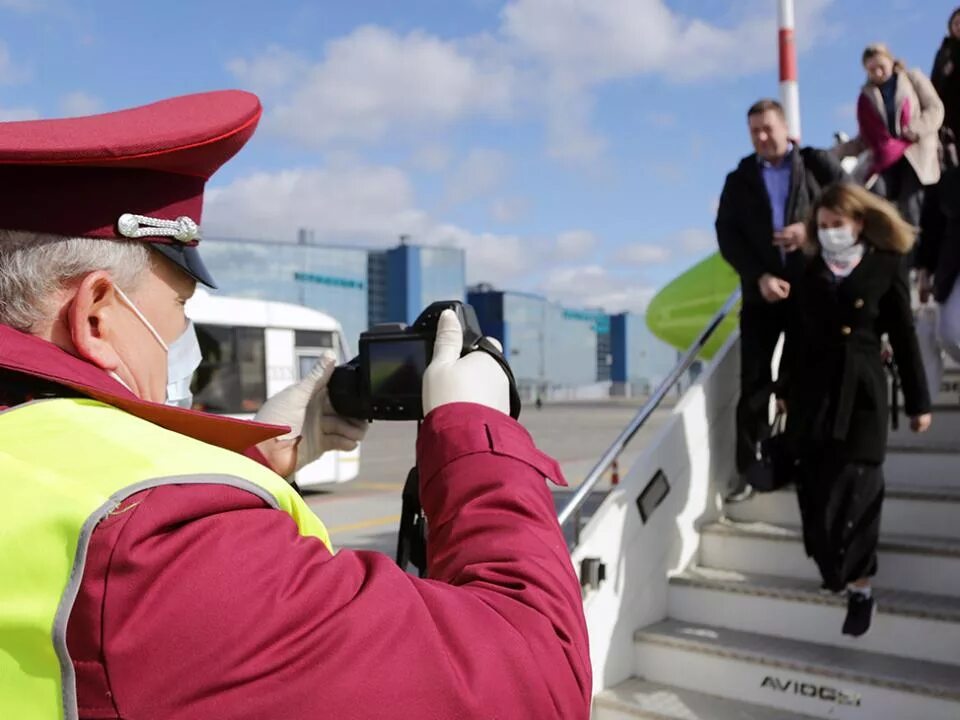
[780,183,932,638]
[932,7,960,140]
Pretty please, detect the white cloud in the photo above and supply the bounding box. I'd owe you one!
[555,230,598,260]
[0,105,38,121]
[442,148,509,206]
[230,26,517,147]
[615,243,671,265]
[502,0,831,85]
[59,91,102,117]
[411,144,453,172]
[675,227,715,254]
[227,1,832,165]
[0,41,28,84]
[226,46,309,95]
[489,196,530,223]
[422,223,533,285]
[539,264,656,314]
[502,0,833,163]
[204,163,417,242]
[203,162,536,286]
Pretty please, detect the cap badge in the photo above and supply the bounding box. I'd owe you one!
[117,213,200,243]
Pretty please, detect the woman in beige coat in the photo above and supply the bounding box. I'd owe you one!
[836,43,944,227]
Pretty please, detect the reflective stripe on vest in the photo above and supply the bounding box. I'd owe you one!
[0,398,331,720]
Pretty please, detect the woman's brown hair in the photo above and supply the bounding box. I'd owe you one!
[862,42,905,74]
[806,182,916,255]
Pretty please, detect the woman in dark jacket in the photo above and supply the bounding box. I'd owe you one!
[932,7,960,140]
[781,183,932,638]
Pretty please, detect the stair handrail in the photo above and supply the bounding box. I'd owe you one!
[557,288,743,540]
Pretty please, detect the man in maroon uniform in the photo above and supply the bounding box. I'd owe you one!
[0,91,591,719]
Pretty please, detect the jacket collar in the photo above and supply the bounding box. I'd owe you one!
[0,323,287,452]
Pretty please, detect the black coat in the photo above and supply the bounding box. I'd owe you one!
[781,247,931,465]
[716,147,845,304]
[932,37,960,138]
[916,166,960,303]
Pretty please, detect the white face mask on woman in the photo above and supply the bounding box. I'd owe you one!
[114,286,202,407]
[818,226,865,276]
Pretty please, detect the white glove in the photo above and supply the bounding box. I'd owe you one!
[254,351,368,471]
[422,309,510,416]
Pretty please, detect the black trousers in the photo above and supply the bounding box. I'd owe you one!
[875,157,924,229]
[736,300,787,474]
[796,456,884,591]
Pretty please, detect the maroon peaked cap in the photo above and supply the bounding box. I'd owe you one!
[0,90,263,287]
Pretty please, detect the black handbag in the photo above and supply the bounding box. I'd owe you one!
[745,412,794,493]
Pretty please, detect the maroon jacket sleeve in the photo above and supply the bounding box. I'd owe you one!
[68,403,591,720]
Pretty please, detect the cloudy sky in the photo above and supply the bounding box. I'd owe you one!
[0,0,950,313]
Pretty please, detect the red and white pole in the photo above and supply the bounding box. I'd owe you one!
[778,0,801,142]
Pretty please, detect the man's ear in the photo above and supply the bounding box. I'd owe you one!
[67,271,124,371]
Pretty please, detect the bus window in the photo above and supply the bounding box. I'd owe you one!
[297,353,323,381]
[295,329,337,380]
[294,330,334,349]
[193,325,267,414]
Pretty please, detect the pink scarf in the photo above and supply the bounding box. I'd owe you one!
[857,88,912,175]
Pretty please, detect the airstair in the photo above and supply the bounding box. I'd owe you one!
[560,292,960,720]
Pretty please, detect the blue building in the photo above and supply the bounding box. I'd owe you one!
[610,312,678,396]
[201,237,466,350]
[200,237,370,349]
[368,244,466,326]
[468,287,601,397]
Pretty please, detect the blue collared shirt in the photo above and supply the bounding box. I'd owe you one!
[759,143,794,233]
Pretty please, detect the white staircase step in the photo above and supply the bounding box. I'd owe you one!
[725,483,960,540]
[593,678,820,720]
[884,451,960,488]
[700,520,960,596]
[634,619,960,720]
[888,410,960,451]
[670,567,960,665]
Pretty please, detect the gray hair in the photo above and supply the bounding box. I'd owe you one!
[0,229,150,332]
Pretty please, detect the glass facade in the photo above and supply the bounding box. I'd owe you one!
[544,306,598,386]
[367,251,389,328]
[501,293,547,386]
[418,246,466,309]
[471,290,601,395]
[201,238,370,349]
[611,312,678,394]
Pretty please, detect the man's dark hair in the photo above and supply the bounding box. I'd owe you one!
[747,99,785,119]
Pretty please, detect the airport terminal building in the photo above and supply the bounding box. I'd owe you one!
[202,235,675,398]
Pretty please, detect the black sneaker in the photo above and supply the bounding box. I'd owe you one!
[842,591,876,637]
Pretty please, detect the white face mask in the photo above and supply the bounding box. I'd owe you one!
[164,321,202,408]
[818,226,864,276]
[114,286,202,407]
[818,226,858,253]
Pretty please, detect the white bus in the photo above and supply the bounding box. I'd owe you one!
[185,290,360,489]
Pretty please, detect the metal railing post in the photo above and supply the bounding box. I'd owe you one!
[557,289,742,534]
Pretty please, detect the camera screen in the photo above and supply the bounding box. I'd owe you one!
[367,338,428,399]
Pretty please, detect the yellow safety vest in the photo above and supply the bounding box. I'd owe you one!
[0,398,331,720]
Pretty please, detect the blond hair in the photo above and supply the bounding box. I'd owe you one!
[806,183,916,255]
[862,43,905,74]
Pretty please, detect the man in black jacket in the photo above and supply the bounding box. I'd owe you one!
[716,99,845,497]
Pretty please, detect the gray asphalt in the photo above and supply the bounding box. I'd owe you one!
[304,399,674,559]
